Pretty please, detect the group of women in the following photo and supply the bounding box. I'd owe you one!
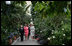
[18,23,35,41]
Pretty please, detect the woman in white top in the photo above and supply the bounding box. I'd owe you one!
[30,24,35,40]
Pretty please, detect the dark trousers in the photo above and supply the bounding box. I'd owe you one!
[20,33,24,41]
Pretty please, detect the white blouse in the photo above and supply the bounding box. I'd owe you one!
[30,26,35,31]
[30,26,35,36]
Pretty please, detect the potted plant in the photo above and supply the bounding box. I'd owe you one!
[13,33,17,40]
[14,35,16,40]
[8,36,12,45]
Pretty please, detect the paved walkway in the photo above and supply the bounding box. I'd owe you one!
[11,36,40,45]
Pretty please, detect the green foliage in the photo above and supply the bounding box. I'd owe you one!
[1,1,31,45]
[32,1,71,45]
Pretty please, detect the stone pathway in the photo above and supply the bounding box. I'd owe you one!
[11,36,40,45]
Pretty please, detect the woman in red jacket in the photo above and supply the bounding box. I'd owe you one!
[24,23,29,40]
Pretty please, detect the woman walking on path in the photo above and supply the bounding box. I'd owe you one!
[24,23,29,40]
[30,23,35,40]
